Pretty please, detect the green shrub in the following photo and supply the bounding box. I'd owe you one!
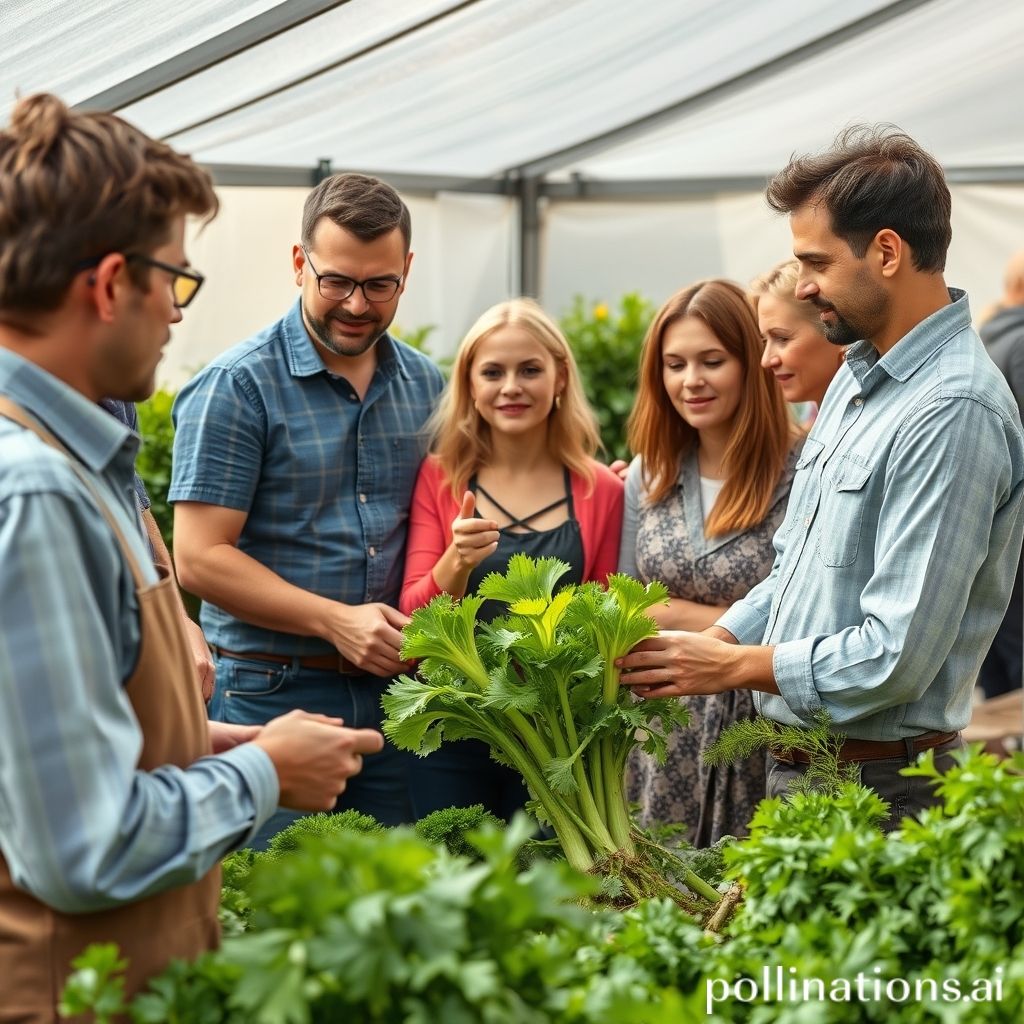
[62,749,1024,1023]
[559,294,654,463]
[135,388,176,551]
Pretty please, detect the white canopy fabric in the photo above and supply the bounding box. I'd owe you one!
[4,0,1021,184]
[2,0,1023,374]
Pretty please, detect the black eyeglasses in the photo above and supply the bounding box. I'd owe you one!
[302,248,403,303]
[77,253,205,308]
[127,254,204,308]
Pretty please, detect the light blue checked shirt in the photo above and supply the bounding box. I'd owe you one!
[169,300,444,655]
[718,290,1024,740]
[0,349,278,913]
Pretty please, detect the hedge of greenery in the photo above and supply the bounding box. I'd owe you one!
[62,747,1024,1023]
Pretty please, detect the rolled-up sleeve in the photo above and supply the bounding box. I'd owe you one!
[773,397,1023,727]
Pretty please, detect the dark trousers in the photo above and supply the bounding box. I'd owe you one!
[767,734,964,833]
[209,654,415,850]
[978,556,1023,699]
[409,738,529,822]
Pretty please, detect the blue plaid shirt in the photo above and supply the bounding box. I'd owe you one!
[719,290,1024,740]
[169,300,444,655]
[0,350,277,912]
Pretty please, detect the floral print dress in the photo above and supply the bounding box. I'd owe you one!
[618,442,801,846]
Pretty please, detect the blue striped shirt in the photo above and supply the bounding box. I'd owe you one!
[169,300,444,655]
[718,290,1024,740]
[0,349,278,913]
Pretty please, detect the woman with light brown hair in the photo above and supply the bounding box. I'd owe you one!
[401,297,623,819]
[619,278,801,846]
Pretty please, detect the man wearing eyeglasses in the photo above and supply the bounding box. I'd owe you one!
[0,95,386,1015]
[170,172,444,845]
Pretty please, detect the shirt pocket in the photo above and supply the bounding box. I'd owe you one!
[817,454,872,568]
[795,437,824,471]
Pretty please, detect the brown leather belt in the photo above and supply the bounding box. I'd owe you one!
[211,645,358,675]
[772,730,960,765]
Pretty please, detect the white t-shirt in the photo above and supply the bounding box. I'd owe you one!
[699,475,725,523]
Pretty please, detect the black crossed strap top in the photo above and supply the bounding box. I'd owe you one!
[466,466,585,622]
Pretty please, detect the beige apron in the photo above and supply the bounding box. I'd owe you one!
[0,398,220,1023]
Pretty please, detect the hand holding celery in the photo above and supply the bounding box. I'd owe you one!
[382,554,722,912]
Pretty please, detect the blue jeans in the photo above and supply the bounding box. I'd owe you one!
[209,654,415,849]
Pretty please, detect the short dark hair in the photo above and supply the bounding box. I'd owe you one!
[0,93,218,316]
[766,124,952,273]
[301,172,411,251]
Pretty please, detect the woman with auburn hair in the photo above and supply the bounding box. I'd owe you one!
[401,297,624,819]
[619,279,802,846]
[750,259,845,411]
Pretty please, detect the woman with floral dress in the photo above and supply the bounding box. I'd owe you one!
[619,279,802,846]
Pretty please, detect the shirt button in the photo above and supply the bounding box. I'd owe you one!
[369,546,377,557]
[349,392,358,401]
[853,397,863,406]
[804,516,812,526]
[359,493,367,503]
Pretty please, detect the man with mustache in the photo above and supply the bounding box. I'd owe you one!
[618,126,1024,830]
[171,173,444,846]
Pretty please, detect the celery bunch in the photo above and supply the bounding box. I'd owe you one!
[383,555,721,913]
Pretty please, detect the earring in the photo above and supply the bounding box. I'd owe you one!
[554,394,562,411]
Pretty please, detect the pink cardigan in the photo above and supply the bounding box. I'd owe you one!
[400,455,625,614]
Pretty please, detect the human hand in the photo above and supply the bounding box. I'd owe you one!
[327,602,412,677]
[183,615,216,701]
[616,630,739,698]
[209,720,261,753]
[450,491,500,570]
[608,459,630,482]
[254,709,384,811]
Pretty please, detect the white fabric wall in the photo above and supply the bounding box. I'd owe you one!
[165,181,1024,389]
[540,185,1024,325]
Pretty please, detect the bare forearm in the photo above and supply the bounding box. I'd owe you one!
[177,543,338,643]
[649,597,729,632]
[428,544,475,600]
[724,643,779,694]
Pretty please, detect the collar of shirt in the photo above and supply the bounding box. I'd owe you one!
[279,299,409,387]
[844,288,970,397]
[0,348,138,478]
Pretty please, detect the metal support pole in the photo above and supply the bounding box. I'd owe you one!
[518,175,542,298]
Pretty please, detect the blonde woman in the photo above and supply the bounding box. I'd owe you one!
[750,259,845,411]
[401,297,624,818]
[619,279,802,846]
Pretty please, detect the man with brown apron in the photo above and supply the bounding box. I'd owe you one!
[0,94,384,1022]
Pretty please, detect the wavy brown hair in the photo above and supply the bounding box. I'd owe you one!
[0,93,217,319]
[766,123,951,273]
[627,279,795,536]
[430,298,600,496]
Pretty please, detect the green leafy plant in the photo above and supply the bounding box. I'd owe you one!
[382,554,720,914]
[59,943,130,1023]
[391,322,452,378]
[559,293,654,462]
[64,815,605,1024]
[705,708,860,795]
[264,808,384,857]
[60,749,1024,1023]
[135,388,176,550]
